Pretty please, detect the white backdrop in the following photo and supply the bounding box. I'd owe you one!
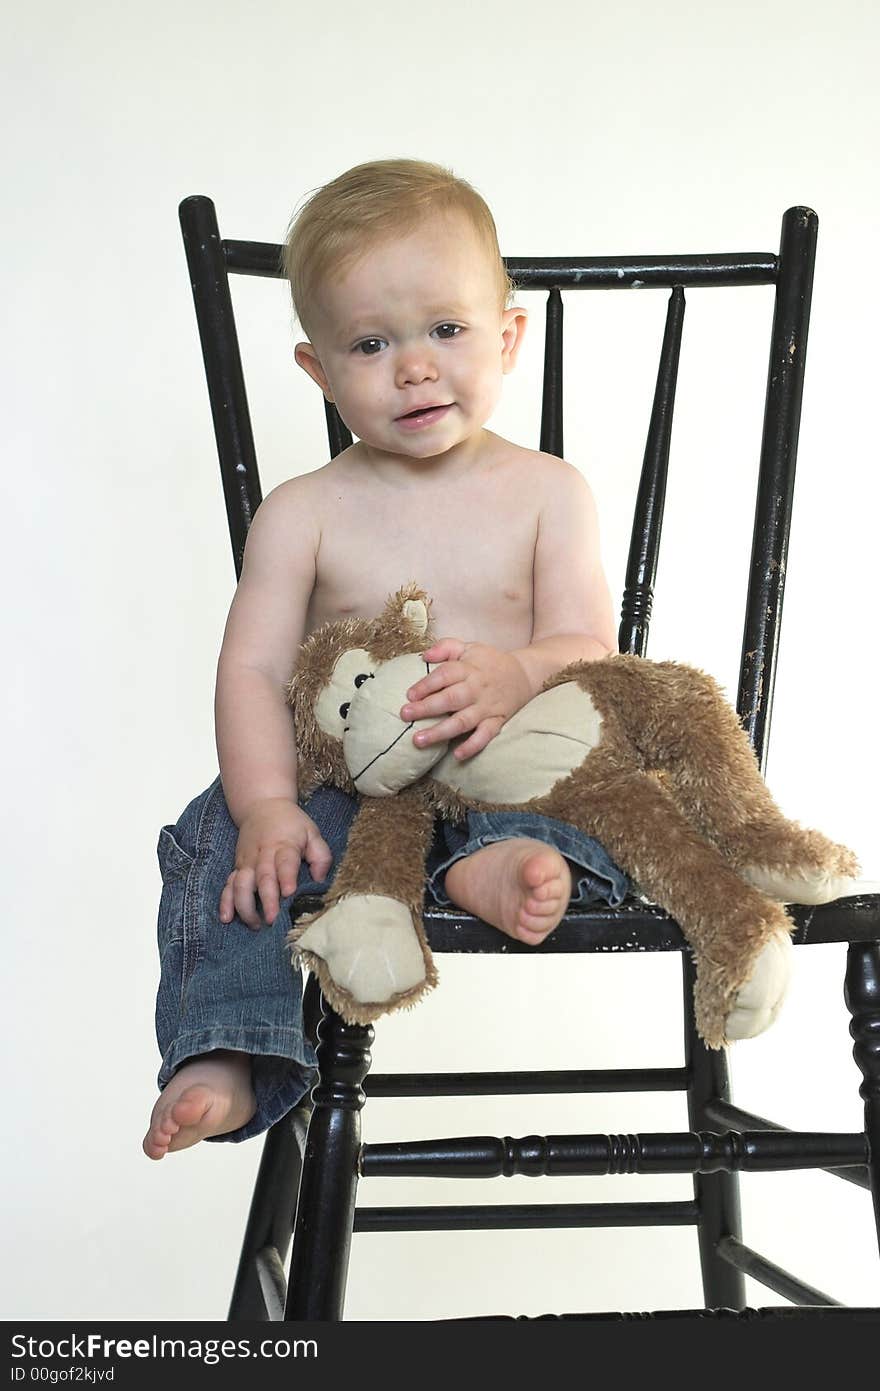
[3,0,878,1321]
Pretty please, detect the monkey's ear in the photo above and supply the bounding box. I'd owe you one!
[402,598,429,637]
[369,584,433,661]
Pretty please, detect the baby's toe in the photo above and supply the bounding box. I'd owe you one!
[521,849,561,887]
[157,1118,179,1143]
[524,890,559,915]
[143,1115,173,1160]
[529,879,562,904]
[169,1088,214,1131]
[517,915,557,944]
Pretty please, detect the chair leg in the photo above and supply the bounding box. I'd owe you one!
[682,954,748,1309]
[228,1103,312,1320]
[845,941,880,1257]
[284,994,374,1321]
[229,973,323,1320]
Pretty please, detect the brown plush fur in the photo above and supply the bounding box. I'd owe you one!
[291,787,440,1021]
[287,585,858,1046]
[287,583,431,800]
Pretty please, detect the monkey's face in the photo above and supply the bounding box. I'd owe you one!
[315,649,448,796]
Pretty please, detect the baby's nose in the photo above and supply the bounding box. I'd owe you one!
[394,349,438,387]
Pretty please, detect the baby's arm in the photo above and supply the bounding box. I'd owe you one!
[402,460,616,759]
[215,481,332,928]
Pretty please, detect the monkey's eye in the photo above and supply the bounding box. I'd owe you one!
[339,702,350,719]
[354,673,373,688]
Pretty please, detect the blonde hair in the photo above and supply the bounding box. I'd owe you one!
[282,158,516,339]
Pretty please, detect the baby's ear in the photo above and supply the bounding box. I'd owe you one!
[294,342,334,401]
[501,306,528,374]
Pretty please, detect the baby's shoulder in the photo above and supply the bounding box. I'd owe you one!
[260,452,351,514]
[488,435,591,492]
[243,461,344,566]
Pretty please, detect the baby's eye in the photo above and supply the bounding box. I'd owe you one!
[433,323,462,340]
[355,338,386,355]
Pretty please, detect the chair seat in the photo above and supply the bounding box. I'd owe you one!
[296,890,880,955]
[426,890,880,953]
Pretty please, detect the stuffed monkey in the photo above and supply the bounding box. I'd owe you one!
[287,585,858,1048]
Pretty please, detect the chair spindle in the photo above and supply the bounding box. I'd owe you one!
[539,286,564,457]
[737,206,818,768]
[618,285,686,656]
[324,399,353,458]
[178,195,263,580]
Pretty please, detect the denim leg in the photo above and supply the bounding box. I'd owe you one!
[153,777,358,1143]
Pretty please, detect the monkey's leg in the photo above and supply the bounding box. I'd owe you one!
[553,764,793,1048]
[289,786,438,1024]
[596,658,859,903]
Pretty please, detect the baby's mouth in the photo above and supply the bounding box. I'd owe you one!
[396,404,452,423]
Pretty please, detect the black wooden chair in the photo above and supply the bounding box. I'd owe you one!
[178,196,880,1323]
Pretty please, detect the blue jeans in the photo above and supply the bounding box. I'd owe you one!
[154,777,630,1142]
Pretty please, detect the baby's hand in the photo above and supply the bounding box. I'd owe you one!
[400,638,532,761]
[220,798,332,930]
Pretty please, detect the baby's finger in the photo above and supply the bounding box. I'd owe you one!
[232,868,262,930]
[256,859,284,926]
[275,846,303,897]
[402,681,471,723]
[452,716,504,761]
[413,706,479,748]
[304,832,333,884]
[219,873,236,923]
[421,638,467,664]
[404,660,467,705]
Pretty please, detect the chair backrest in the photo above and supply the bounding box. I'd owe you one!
[179,198,817,775]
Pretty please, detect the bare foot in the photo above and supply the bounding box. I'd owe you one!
[142,1051,257,1160]
[444,838,572,945]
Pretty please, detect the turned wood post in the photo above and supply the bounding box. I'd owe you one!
[845,941,880,1255]
[285,996,374,1320]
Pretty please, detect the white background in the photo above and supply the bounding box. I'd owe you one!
[3,0,878,1321]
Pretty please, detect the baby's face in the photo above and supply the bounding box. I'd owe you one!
[296,213,525,461]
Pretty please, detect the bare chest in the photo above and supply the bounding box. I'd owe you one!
[306,478,537,647]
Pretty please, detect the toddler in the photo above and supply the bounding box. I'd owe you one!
[143,158,627,1160]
